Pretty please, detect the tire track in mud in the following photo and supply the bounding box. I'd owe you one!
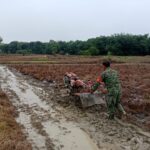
[0,65,99,150]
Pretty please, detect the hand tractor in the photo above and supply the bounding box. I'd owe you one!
[63,72,105,108]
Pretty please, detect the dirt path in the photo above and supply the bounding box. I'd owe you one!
[0,65,99,150]
[0,65,150,150]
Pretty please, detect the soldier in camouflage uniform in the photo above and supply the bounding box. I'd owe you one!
[91,61,126,119]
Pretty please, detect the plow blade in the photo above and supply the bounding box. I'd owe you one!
[75,93,105,108]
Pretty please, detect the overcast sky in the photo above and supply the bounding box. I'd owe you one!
[0,0,150,43]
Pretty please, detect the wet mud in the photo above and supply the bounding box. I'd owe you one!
[0,65,99,150]
[0,65,150,150]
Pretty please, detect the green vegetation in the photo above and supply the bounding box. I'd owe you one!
[0,36,2,43]
[0,34,150,56]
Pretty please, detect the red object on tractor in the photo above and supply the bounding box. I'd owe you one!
[63,72,105,107]
[64,72,92,94]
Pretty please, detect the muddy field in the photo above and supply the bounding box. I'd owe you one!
[0,55,150,150]
[0,65,150,150]
[10,63,150,129]
[0,55,150,64]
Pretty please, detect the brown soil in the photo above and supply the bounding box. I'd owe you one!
[0,55,150,64]
[0,65,150,150]
[10,63,150,130]
[0,91,32,150]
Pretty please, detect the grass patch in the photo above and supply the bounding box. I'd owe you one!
[31,57,49,61]
[0,55,150,64]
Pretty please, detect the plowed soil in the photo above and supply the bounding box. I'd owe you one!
[0,65,150,150]
[10,63,150,131]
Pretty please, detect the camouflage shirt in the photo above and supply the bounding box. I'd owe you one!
[101,67,121,93]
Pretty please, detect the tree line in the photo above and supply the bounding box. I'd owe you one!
[0,34,150,55]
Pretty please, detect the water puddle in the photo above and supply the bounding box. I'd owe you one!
[17,112,46,150]
[1,67,49,110]
[43,121,99,150]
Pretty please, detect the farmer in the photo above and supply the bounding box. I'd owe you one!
[91,60,126,119]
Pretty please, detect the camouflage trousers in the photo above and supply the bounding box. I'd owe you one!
[105,90,125,119]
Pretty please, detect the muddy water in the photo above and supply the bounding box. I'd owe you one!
[0,66,99,150]
[43,121,98,150]
[17,112,46,149]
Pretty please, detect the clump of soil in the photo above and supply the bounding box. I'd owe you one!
[0,91,32,150]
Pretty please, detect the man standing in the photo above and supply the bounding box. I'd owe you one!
[91,60,126,119]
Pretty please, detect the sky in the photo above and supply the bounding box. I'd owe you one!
[0,0,150,43]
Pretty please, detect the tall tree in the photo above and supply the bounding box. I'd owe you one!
[0,34,150,55]
[0,36,2,43]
